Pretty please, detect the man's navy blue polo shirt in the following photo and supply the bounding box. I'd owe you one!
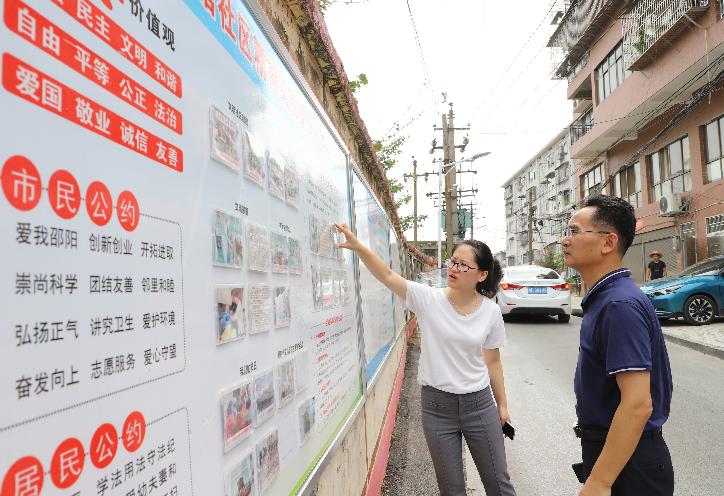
[575,268,673,431]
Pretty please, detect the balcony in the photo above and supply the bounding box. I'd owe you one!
[570,109,594,145]
[622,0,710,71]
[548,0,622,79]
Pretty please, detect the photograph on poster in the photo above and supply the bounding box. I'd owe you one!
[270,233,289,274]
[288,238,302,275]
[276,358,295,408]
[243,130,266,188]
[311,265,322,311]
[225,451,256,496]
[221,380,254,452]
[213,209,244,268]
[294,350,311,393]
[249,285,273,333]
[256,430,280,493]
[253,369,276,426]
[209,105,240,172]
[321,268,334,308]
[308,214,320,255]
[273,286,291,328]
[318,219,333,258]
[298,397,316,446]
[338,269,350,305]
[246,221,271,273]
[267,152,285,201]
[216,286,246,345]
[284,163,300,208]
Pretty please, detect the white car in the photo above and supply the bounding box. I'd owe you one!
[497,265,572,323]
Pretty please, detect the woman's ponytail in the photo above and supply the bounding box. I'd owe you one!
[478,258,503,298]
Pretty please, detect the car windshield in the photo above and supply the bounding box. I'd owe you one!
[507,268,560,280]
[674,258,724,278]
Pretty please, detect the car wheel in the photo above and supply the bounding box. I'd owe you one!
[683,295,717,326]
[558,314,571,323]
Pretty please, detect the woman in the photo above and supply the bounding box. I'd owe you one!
[335,224,516,496]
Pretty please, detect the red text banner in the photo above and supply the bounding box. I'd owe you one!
[4,0,183,134]
[49,0,182,98]
[2,53,183,172]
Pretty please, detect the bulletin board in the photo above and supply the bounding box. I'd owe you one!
[0,1,368,495]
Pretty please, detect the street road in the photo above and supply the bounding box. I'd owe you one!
[495,314,724,496]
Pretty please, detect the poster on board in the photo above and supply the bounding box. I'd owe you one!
[0,0,364,494]
[353,172,396,384]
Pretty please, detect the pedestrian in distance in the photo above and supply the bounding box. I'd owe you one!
[647,251,668,281]
[562,195,674,496]
[335,223,517,496]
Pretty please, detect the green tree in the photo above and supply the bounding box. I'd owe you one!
[539,251,564,273]
[374,137,428,233]
[349,73,368,93]
[318,0,333,13]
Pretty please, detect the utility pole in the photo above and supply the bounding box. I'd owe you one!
[403,156,436,248]
[413,157,418,246]
[527,188,534,264]
[432,102,471,260]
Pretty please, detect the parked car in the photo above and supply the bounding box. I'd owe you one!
[640,256,724,325]
[497,265,572,322]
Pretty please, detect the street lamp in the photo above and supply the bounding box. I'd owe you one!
[435,152,490,268]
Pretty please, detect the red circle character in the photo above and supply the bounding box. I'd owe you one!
[50,437,85,489]
[1,155,42,211]
[122,411,146,453]
[116,190,140,232]
[1,456,44,496]
[85,181,113,227]
[89,423,118,469]
[48,169,81,220]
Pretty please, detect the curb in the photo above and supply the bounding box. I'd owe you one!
[663,333,724,360]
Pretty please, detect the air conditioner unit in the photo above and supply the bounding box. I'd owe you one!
[659,192,683,216]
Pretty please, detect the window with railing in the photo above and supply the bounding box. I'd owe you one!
[562,189,572,206]
[707,214,724,235]
[704,115,724,183]
[556,163,570,183]
[648,136,691,202]
[505,201,513,216]
[583,164,603,197]
[612,163,641,208]
[707,214,724,257]
[570,109,594,144]
[596,42,630,103]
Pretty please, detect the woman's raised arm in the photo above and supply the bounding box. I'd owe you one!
[335,223,407,300]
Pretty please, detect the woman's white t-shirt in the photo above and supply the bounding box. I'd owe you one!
[405,280,507,394]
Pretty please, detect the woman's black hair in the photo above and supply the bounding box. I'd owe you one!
[453,239,503,299]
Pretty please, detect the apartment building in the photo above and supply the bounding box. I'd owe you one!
[502,128,576,267]
[549,0,724,282]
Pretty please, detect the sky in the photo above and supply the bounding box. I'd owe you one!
[323,0,573,252]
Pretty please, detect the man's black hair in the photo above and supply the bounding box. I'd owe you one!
[583,194,636,255]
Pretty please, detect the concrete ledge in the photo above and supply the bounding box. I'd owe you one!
[663,333,724,360]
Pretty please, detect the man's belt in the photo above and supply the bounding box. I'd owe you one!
[573,425,663,442]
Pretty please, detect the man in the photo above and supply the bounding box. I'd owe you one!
[647,251,668,281]
[562,195,673,496]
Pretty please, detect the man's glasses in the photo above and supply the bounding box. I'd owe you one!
[445,259,480,272]
[563,227,611,238]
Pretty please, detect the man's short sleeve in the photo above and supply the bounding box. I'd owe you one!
[484,304,508,350]
[405,281,436,315]
[597,300,653,375]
